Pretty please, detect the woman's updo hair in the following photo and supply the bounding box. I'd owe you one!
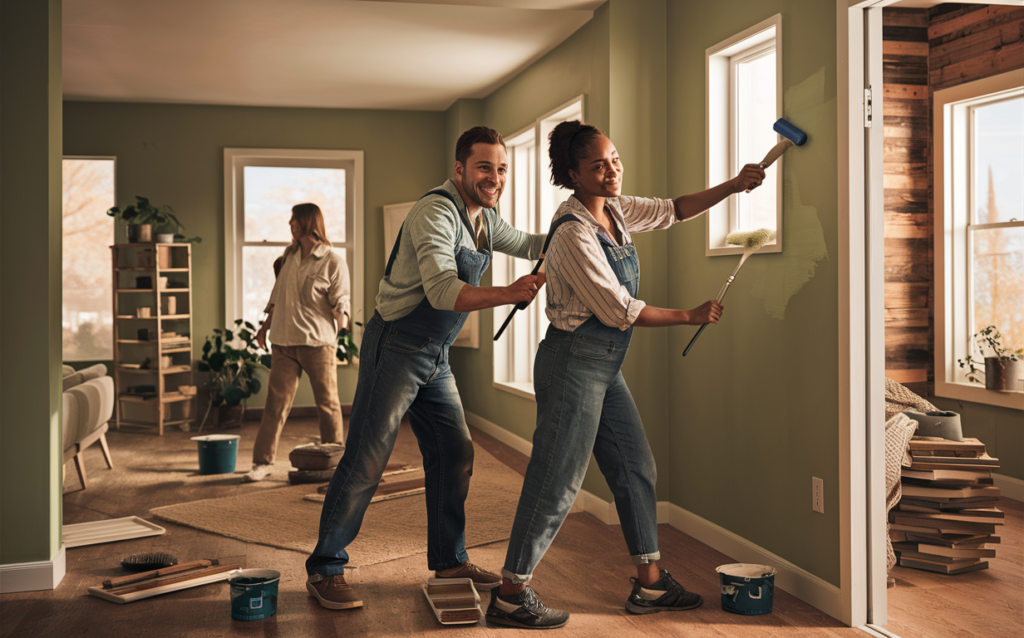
[549,120,605,190]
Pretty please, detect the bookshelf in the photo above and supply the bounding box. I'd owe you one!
[111,243,196,435]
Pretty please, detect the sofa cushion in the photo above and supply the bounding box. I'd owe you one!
[62,363,108,392]
[63,364,76,377]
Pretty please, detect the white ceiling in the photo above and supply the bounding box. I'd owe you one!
[63,0,600,111]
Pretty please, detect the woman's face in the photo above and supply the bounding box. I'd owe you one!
[570,135,623,198]
[289,216,303,240]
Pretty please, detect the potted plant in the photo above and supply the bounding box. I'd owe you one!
[957,325,1023,391]
[107,196,201,243]
[336,323,361,365]
[197,319,272,428]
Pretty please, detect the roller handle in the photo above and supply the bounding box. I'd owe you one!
[493,258,544,341]
[681,272,738,357]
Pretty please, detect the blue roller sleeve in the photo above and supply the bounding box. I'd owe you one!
[773,118,808,146]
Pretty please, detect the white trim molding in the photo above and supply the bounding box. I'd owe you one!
[466,411,842,621]
[0,546,66,593]
[993,473,1024,502]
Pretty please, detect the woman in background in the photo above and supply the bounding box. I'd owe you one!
[245,203,350,482]
[486,121,764,629]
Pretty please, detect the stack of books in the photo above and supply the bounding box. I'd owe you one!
[890,437,1002,574]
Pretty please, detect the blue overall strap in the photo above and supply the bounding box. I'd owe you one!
[384,188,483,278]
[493,213,582,341]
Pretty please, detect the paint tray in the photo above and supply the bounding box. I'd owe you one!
[63,516,166,548]
[421,577,481,625]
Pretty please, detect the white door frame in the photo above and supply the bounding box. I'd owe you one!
[836,0,888,628]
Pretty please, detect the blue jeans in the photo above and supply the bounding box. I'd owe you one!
[502,326,660,583]
[305,313,474,576]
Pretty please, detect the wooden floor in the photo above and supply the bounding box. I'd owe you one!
[1,417,1019,638]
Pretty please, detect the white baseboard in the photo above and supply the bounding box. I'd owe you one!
[0,546,65,593]
[664,503,842,620]
[993,473,1024,502]
[465,411,841,620]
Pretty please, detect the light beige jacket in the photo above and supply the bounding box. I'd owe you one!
[266,243,350,347]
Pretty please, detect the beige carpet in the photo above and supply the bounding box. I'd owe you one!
[150,444,523,567]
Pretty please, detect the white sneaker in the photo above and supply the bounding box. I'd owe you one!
[243,464,273,482]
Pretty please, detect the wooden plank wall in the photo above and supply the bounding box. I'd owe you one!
[883,8,932,398]
[882,3,1024,399]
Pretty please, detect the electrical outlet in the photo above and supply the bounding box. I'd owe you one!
[812,477,824,513]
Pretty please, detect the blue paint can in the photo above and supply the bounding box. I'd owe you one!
[191,434,240,475]
[229,569,281,621]
[716,563,776,615]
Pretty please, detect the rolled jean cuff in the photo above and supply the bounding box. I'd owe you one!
[630,551,661,565]
[501,568,532,585]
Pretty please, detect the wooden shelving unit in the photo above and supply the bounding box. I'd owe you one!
[111,243,196,435]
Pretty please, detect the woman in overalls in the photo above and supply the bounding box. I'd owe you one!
[485,121,765,629]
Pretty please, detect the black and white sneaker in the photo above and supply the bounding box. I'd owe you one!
[485,586,569,629]
[625,570,703,615]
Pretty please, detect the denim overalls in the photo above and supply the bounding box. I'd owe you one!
[503,214,660,583]
[307,190,491,578]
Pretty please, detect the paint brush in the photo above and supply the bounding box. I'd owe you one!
[682,228,776,356]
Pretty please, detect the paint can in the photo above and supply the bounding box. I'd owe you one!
[229,569,281,621]
[716,563,776,615]
[191,434,240,475]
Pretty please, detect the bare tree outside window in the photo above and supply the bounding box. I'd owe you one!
[241,167,348,330]
[62,158,115,361]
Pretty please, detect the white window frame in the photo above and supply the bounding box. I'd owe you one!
[493,95,584,400]
[223,148,365,352]
[934,69,1024,409]
[706,14,783,256]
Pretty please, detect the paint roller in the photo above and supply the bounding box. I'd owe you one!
[746,118,808,187]
[682,118,806,356]
[682,228,776,356]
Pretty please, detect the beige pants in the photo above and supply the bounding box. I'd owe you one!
[252,344,344,465]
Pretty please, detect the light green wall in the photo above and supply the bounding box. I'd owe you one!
[665,0,840,586]
[63,102,447,410]
[1,0,64,566]
[931,397,1023,481]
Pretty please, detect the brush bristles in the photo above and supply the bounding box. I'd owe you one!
[726,228,776,250]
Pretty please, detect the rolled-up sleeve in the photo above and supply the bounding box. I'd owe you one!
[616,196,677,234]
[547,224,645,330]
[326,254,351,319]
[409,201,467,311]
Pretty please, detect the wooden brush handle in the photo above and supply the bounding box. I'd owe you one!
[106,564,238,596]
[103,559,218,589]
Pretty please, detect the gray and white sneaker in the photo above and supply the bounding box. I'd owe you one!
[242,463,273,482]
[485,586,569,630]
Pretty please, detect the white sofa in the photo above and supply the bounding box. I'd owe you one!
[62,364,115,489]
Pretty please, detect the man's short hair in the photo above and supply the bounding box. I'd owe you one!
[455,126,506,166]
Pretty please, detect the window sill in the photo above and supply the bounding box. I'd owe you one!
[493,380,536,402]
[934,380,1024,411]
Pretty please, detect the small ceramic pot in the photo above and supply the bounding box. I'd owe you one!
[155,233,176,243]
[985,357,1023,391]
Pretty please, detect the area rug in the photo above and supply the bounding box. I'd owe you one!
[150,444,524,567]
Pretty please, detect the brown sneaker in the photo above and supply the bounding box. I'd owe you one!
[307,574,363,610]
[434,561,501,591]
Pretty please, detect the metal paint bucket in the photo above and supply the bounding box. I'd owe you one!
[191,434,240,475]
[229,569,281,621]
[716,563,776,615]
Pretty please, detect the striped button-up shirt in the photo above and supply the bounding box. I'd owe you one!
[544,195,678,331]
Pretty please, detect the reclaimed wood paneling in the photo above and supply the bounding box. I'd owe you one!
[929,5,1024,91]
[883,7,933,394]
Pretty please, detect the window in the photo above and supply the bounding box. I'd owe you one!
[224,149,364,349]
[935,70,1024,407]
[706,15,782,256]
[62,157,115,361]
[492,96,583,399]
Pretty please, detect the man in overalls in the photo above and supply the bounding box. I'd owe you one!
[305,126,545,610]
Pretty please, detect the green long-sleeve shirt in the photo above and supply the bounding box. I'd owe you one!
[375,179,545,321]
